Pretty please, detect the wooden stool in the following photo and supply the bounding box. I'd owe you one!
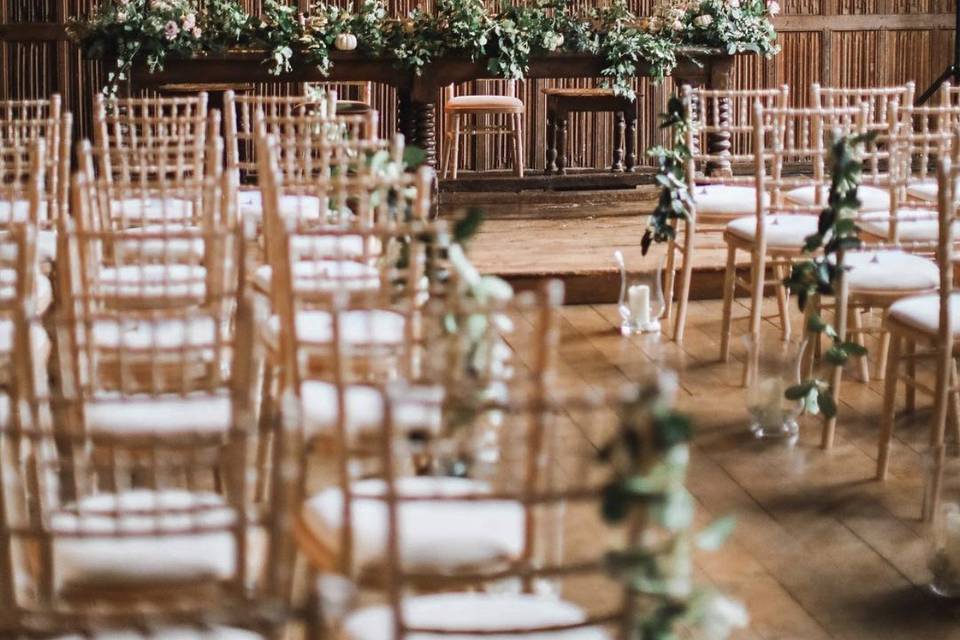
[542,88,635,175]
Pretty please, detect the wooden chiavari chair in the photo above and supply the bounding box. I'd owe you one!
[719,104,869,370]
[877,156,960,524]
[289,272,563,588]
[72,140,237,311]
[666,84,789,345]
[0,95,71,261]
[303,378,641,640]
[884,98,960,206]
[791,83,915,213]
[224,90,379,227]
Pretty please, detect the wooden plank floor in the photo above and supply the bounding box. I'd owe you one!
[547,296,960,639]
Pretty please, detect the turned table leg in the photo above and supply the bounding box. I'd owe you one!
[556,112,568,176]
[412,99,437,171]
[612,110,625,173]
[705,59,735,177]
[625,110,637,173]
[545,110,557,175]
[397,89,416,145]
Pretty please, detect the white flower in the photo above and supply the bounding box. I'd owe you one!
[182,13,196,31]
[729,0,740,7]
[192,27,202,38]
[693,14,713,27]
[648,16,662,31]
[116,9,128,22]
[767,1,781,15]
[672,19,684,30]
[163,20,179,40]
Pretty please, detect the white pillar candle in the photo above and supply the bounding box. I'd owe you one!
[628,284,651,326]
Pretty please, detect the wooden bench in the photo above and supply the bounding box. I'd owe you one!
[542,87,636,175]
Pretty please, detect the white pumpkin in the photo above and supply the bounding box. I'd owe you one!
[334,33,358,51]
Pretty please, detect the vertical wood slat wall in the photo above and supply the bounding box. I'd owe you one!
[1,1,956,173]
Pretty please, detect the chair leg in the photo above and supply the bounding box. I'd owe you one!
[719,243,737,363]
[451,115,461,180]
[821,351,845,450]
[742,248,766,387]
[850,306,870,383]
[875,331,891,381]
[662,237,678,328]
[514,113,524,178]
[905,338,917,414]
[673,222,696,346]
[877,333,902,480]
[254,360,276,503]
[442,130,453,179]
[950,358,960,450]
[775,263,791,341]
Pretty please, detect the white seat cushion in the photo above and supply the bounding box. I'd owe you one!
[238,190,323,221]
[907,180,938,202]
[858,209,953,243]
[254,260,380,293]
[0,269,53,313]
[725,214,818,249]
[302,477,524,574]
[54,627,263,640]
[0,198,48,224]
[52,490,236,590]
[888,292,960,335]
[116,224,206,261]
[691,184,768,217]
[291,233,372,259]
[343,593,608,640]
[785,185,889,211]
[112,197,195,223]
[85,316,217,350]
[301,381,442,436]
[0,319,49,354]
[85,392,232,436]
[267,309,405,346]
[843,251,939,293]
[446,95,524,112]
[96,264,206,299]
[0,229,57,262]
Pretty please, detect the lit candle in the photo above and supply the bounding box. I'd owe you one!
[628,284,651,326]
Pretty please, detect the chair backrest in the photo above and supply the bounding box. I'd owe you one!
[0,139,47,230]
[683,84,789,183]
[224,90,379,182]
[65,157,237,314]
[811,82,915,131]
[252,109,393,184]
[93,93,210,183]
[0,95,70,229]
[754,104,869,214]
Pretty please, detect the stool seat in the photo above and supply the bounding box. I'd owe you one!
[541,88,617,97]
[159,83,255,95]
[445,95,524,113]
[336,100,373,115]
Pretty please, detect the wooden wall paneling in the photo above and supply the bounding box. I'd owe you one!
[2,1,957,175]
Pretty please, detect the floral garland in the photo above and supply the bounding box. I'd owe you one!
[69,0,779,99]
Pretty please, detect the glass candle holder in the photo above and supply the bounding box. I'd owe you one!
[743,335,806,440]
[928,454,960,598]
[614,250,665,336]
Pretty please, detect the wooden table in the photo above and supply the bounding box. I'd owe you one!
[132,49,736,182]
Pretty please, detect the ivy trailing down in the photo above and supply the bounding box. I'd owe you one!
[599,375,748,640]
[69,0,779,99]
[782,131,876,419]
[642,96,693,255]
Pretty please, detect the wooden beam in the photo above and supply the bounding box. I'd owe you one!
[0,23,69,42]
[774,13,955,32]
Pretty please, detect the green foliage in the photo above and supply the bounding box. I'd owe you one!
[70,0,779,97]
[782,131,877,419]
[597,377,747,639]
[642,96,692,255]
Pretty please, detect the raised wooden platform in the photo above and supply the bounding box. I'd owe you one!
[447,188,746,304]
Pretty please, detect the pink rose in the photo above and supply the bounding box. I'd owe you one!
[164,20,179,40]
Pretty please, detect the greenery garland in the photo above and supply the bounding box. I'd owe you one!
[783,132,874,419]
[600,375,748,639]
[642,96,692,254]
[68,0,779,99]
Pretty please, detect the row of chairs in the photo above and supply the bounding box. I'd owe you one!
[0,93,647,640]
[665,81,960,518]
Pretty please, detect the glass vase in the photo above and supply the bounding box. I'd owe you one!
[928,452,960,598]
[743,335,806,440]
[614,250,665,336]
